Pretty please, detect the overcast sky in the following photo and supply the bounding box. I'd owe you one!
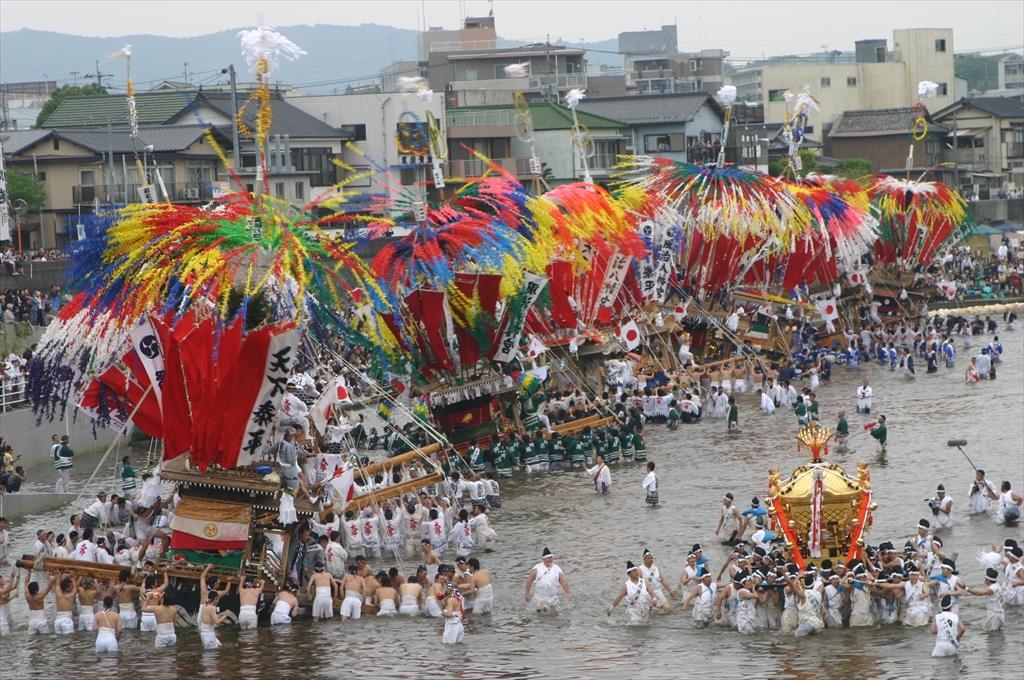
[2,0,1022,56]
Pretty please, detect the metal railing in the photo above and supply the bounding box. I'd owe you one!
[446,109,516,128]
[528,73,587,89]
[429,39,497,53]
[72,183,215,205]
[447,157,529,178]
[1,376,27,413]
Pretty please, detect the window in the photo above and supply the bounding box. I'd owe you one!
[345,164,372,188]
[275,182,285,199]
[768,89,787,102]
[400,168,416,185]
[804,125,814,134]
[340,124,366,141]
[591,139,619,170]
[690,60,698,72]
[644,133,686,153]
[79,169,95,185]
[938,82,948,96]
[927,139,942,155]
[37,171,46,181]
[820,77,831,87]
[875,46,886,63]
[847,76,857,86]
[186,160,217,190]
[935,38,946,52]
[290,147,337,187]
[52,137,60,150]
[455,68,478,81]
[294,182,305,200]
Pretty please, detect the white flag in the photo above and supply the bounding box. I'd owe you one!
[310,376,351,435]
[527,335,547,360]
[847,269,868,287]
[128,319,165,408]
[816,298,839,321]
[936,281,956,300]
[619,320,642,351]
[672,300,690,322]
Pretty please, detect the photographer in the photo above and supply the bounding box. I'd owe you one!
[925,484,954,529]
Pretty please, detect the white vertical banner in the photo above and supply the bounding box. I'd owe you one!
[492,273,547,363]
[593,252,632,317]
[237,329,299,467]
[636,218,659,302]
[0,141,11,242]
[128,318,166,407]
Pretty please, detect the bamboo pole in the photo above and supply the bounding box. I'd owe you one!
[345,472,444,513]
[357,443,440,479]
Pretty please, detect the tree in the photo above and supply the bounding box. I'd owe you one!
[6,168,46,211]
[36,83,107,127]
[954,53,1011,94]
[768,149,817,178]
[836,158,873,180]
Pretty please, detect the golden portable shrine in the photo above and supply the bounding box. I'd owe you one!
[767,422,875,569]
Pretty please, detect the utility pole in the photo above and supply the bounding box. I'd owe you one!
[223,64,241,168]
[545,34,551,102]
[184,62,189,84]
[85,61,112,90]
[71,71,79,86]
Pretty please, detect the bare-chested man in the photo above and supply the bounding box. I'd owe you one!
[398,576,423,615]
[54,573,80,634]
[25,573,55,633]
[199,564,229,649]
[143,589,178,648]
[115,569,141,629]
[375,575,399,616]
[238,576,264,629]
[339,564,365,621]
[78,577,98,631]
[140,570,169,632]
[307,563,337,620]
[0,567,20,636]
[269,580,299,625]
[421,539,441,583]
[468,557,494,614]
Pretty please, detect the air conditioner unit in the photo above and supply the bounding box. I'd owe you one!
[185,187,199,199]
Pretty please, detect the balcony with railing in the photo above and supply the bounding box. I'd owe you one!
[1007,142,1024,159]
[445,108,517,139]
[446,157,531,179]
[528,72,587,89]
[72,182,216,205]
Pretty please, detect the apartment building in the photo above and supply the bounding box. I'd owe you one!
[730,29,956,131]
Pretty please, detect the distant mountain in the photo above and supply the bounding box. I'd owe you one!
[0,26,623,94]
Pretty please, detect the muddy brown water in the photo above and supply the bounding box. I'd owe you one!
[1,330,1022,679]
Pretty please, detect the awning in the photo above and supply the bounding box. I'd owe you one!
[997,222,1023,232]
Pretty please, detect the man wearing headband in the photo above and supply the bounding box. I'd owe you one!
[785,570,824,636]
[681,571,717,628]
[930,595,965,657]
[607,560,655,624]
[585,455,611,495]
[640,549,674,612]
[525,548,571,614]
[716,493,742,545]
[442,584,465,644]
[966,568,1004,631]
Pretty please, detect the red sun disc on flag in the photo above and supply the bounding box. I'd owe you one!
[674,305,685,314]
[626,330,639,342]
[336,385,349,400]
[825,305,835,315]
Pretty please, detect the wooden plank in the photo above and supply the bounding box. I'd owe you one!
[358,443,440,478]
[550,416,615,437]
[345,472,444,512]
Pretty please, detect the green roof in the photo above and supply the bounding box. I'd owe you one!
[453,102,625,131]
[41,91,198,128]
[969,224,1004,236]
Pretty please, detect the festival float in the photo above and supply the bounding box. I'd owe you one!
[767,422,875,568]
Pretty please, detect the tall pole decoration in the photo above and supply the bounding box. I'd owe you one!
[565,88,592,184]
[715,85,736,167]
[910,81,938,178]
[238,23,306,226]
[778,86,819,179]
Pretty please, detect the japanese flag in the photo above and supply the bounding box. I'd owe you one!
[936,281,957,300]
[619,320,642,351]
[527,335,547,360]
[816,298,839,321]
[673,301,690,322]
[328,466,357,511]
[847,270,867,287]
[310,376,350,434]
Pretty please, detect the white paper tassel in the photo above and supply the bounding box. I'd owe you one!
[278,492,298,525]
[238,25,306,76]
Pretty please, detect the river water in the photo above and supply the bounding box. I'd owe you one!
[2,328,1023,679]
